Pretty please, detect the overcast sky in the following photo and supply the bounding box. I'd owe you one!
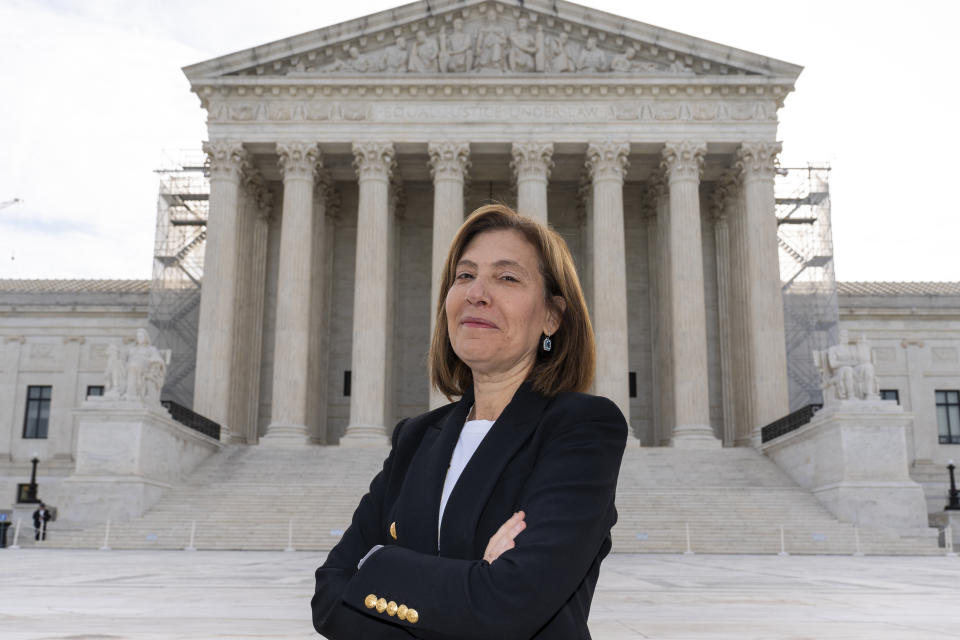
[1,0,957,282]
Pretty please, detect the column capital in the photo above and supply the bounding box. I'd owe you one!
[203,140,247,181]
[352,141,396,182]
[709,168,738,221]
[661,141,706,184]
[510,141,554,181]
[277,142,321,182]
[241,162,274,219]
[736,141,782,181]
[585,141,630,183]
[428,141,471,182]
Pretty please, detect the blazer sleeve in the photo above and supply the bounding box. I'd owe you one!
[342,397,628,640]
[312,419,417,639]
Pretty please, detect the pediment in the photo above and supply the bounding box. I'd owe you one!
[184,0,801,83]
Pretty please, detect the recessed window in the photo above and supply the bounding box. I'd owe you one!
[343,371,351,397]
[629,372,637,399]
[879,389,899,405]
[23,386,52,439]
[936,390,960,445]
[86,385,105,398]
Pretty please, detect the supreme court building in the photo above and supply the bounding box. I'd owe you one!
[183,0,798,449]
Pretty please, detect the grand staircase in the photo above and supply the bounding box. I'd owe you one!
[38,444,940,554]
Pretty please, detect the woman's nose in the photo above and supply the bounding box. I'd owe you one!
[465,278,488,305]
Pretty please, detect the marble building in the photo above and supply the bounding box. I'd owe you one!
[182,0,799,449]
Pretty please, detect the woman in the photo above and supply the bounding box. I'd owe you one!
[312,204,627,639]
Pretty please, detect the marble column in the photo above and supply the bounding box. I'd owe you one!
[510,141,554,224]
[52,336,84,460]
[427,141,470,409]
[342,142,396,446]
[642,173,671,446]
[262,142,321,446]
[711,171,738,447]
[585,141,630,423]
[735,141,789,445]
[229,165,273,443]
[194,140,247,434]
[661,141,718,448]
[0,336,25,461]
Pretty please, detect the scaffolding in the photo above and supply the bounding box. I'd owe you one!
[776,165,838,411]
[148,150,209,408]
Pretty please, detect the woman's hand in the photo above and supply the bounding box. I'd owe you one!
[483,510,526,564]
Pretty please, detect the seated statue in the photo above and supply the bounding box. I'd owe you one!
[813,330,880,407]
[103,329,170,407]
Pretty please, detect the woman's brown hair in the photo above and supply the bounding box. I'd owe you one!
[429,203,596,399]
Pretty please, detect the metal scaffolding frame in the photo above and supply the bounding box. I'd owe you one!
[148,150,209,407]
[776,165,838,411]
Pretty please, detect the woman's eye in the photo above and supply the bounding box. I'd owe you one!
[455,272,473,280]
[500,274,519,282]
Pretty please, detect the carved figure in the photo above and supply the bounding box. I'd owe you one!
[443,18,473,72]
[576,37,607,72]
[546,32,575,72]
[475,10,508,71]
[507,17,538,73]
[382,36,409,73]
[103,329,170,406]
[327,47,373,73]
[409,29,440,73]
[104,342,126,398]
[814,330,880,406]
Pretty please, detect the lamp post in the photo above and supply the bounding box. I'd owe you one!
[27,455,39,503]
[947,460,960,511]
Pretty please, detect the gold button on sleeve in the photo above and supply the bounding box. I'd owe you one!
[397,604,408,620]
[386,601,398,617]
[364,594,378,609]
[406,608,419,624]
[390,521,397,540]
[376,597,388,613]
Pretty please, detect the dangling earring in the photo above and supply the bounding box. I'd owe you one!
[542,334,552,352]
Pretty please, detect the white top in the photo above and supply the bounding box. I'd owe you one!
[438,418,495,538]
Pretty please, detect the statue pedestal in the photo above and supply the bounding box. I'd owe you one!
[762,401,931,535]
[58,400,221,527]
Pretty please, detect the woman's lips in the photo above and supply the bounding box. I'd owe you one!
[461,317,498,329]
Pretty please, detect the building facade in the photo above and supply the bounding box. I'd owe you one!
[182,0,801,449]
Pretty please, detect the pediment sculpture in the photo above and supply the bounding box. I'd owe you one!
[813,330,881,407]
[102,329,171,407]
[265,13,704,77]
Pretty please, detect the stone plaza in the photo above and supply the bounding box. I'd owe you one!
[3,549,960,639]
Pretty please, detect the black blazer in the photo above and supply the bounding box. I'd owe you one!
[312,382,628,640]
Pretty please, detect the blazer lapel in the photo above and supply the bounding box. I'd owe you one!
[438,382,551,559]
[394,388,473,555]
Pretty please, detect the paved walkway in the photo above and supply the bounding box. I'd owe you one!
[2,549,959,639]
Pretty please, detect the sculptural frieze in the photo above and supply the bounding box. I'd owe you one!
[102,329,171,407]
[230,12,733,78]
[813,330,881,407]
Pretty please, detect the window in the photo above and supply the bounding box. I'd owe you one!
[936,390,960,445]
[629,372,637,399]
[86,385,104,398]
[343,371,351,397]
[880,389,899,405]
[23,386,52,439]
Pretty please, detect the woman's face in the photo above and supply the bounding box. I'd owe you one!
[445,229,561,380]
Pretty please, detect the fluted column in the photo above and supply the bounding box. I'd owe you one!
[511,141,554,224]
[711,171,738,447]
[428,141,470,409]
[229,165,273,443]
[661,141,718,448]
[342,142,396,445]
[585,141,630,423]
[736,141,789,444]
[262,142,321,446]
[194,140,247,433]
[642,173,671,446]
